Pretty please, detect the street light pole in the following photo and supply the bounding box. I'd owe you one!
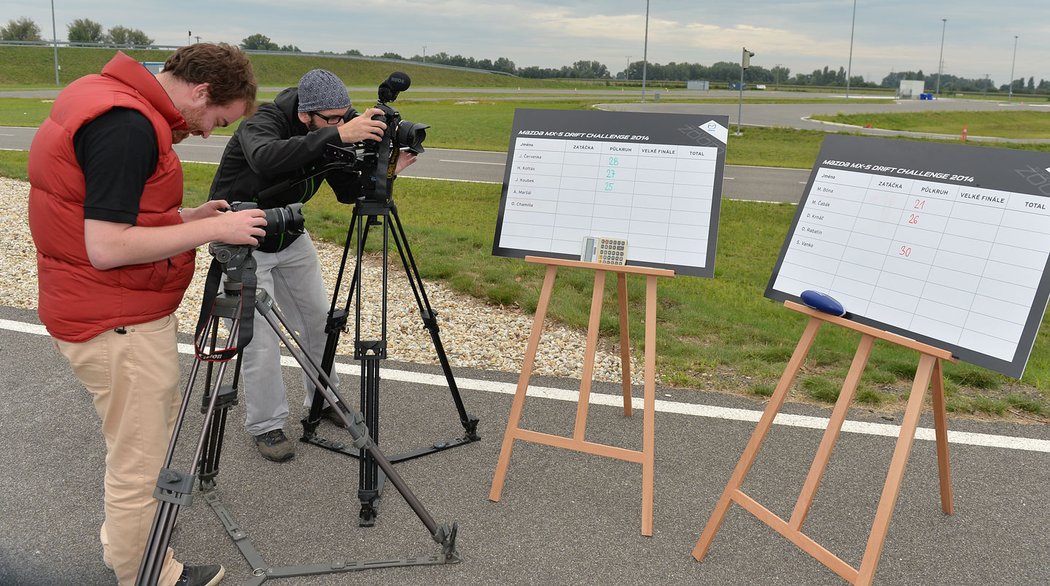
[936,18,947,95]
[845,0,856,99]
[736,47,754,136]
[641,0,649,101]
[625,56,631,82]
[1008,35,1018,100]
[50,0,60,86]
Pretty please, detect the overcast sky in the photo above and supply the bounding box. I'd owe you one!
[7,1,1048,85]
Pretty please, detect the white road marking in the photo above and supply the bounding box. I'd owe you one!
[3,317,1046,454]
[439,159,505,165]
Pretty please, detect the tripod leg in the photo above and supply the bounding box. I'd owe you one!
[358,354,381,526]
[137,315,239,585]
[256,295,458,553]
[352,208,387,524]
[388,206,479,439]
[305,210,364,435]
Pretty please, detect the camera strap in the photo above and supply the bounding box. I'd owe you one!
[194,256,258,361]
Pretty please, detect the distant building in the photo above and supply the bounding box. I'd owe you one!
[898,80,925,99]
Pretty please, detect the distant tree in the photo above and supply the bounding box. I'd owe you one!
[107,25,152,46]
[518,65,559,79]
[278,44,301,52]
[1027,76,1035,91]
[880,70,925,87]
[67,18,106,43]
[492,57,516,74]
[380,52,404,60]
[769,65,790,87]
[565,60,609,79]
[345,49,362,56]
[1,17,42,41]
[240,33,279,51]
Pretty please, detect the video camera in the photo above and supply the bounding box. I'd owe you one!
[326,72,428,206]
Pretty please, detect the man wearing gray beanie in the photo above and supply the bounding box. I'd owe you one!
[209,69,417,462]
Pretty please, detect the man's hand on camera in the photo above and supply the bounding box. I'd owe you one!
[179,200,230,223]
[395,152,417,175]
[214,206,267,245]
[338,107,386,143]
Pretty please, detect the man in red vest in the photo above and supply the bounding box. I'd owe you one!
[28,44,267,586]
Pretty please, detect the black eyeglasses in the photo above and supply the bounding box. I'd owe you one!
[309,111,347,125]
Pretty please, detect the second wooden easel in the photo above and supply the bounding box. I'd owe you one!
[692,300,956,585]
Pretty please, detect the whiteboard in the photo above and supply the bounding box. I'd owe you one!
[491,109,729,277]
[767,135,1050,378]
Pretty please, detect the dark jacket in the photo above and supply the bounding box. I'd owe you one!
[209,87,360,252]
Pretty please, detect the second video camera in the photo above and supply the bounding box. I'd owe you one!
[328,72,428,205]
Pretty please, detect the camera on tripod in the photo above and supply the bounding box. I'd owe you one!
[327,72,428,206]
[233,200,306,241]
[208,201,305,266]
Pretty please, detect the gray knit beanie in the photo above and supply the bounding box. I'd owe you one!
[297,69,350,112]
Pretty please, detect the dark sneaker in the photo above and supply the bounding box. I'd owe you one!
[176,564,225,586]
[254,429,295,462]
[320,403,350,427]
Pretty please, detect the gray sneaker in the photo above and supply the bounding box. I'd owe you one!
[254,429,295,462]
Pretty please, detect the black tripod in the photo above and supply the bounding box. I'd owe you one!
[302,195,480,526]
[136,244,459,586]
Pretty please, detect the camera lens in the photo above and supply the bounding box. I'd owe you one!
[396,121,429,153]
[261,203,306,238]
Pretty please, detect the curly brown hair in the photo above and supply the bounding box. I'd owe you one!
[163,43,257,112]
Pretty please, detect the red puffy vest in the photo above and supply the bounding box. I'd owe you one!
[28,52,194,342]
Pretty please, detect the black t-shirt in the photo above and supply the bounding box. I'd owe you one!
[73,107,159,225]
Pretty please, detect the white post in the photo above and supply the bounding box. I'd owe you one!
[50,0,60,86]
[846,0,857,99]
[1008,35,1018,99]
[936,18,947,95]
[641,0,649,101]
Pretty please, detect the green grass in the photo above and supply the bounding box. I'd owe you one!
[810,110,1050,139]
[0,150,28,181]
[163,156,1050,417]
[6,147,1050,418]
[0,45,569,89]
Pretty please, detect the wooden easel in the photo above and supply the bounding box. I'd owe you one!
[488,256,674,536]
[693,300,956,585]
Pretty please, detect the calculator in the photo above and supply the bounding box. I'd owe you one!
[581,236,628,265]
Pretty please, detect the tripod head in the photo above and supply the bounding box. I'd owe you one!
[209,242,256,295]
[193,242,261,362]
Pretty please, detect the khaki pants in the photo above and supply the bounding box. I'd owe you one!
[56,315,185,586]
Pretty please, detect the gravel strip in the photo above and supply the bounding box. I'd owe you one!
[2,177,647,384]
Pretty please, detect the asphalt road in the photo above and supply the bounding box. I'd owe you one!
[1,305,1049,585]
[0,126,810,203]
